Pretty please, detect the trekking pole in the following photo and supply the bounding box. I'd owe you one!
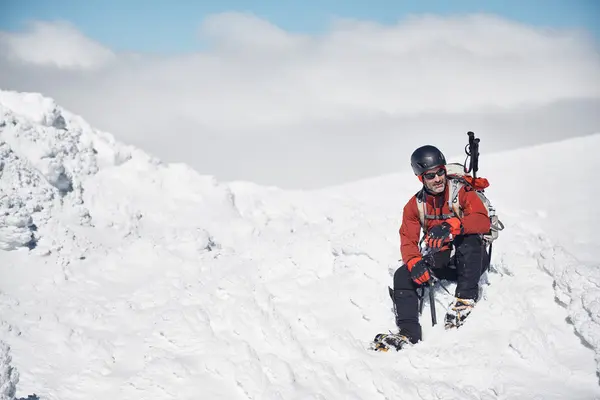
[464,131,497,267]
[464,131,480,178]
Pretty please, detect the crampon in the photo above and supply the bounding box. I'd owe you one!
[444,298,476,329]
[369,332,412,352]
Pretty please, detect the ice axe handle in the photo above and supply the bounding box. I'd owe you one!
[429,281,437,326]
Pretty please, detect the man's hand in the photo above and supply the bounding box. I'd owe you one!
[425,218,462,250]
[408,256,433,285]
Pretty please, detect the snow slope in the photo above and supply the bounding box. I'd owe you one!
[0,90,599,399]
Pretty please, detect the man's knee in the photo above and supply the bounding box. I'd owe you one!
[455,234,485,254]
[454,234,488,268]
[392,265,419,314]
[394,265,417,294]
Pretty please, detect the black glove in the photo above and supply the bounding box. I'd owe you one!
[410,256,433,285]
[425,222,452,250]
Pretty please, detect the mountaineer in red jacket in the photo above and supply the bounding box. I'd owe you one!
[392,145,491,348]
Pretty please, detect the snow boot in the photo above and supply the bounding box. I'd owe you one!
[444,298,476,329]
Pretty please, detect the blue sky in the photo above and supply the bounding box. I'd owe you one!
[1,0,599,53]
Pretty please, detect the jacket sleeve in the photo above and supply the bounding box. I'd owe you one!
[459,188,491,234]
[399,197,423,265]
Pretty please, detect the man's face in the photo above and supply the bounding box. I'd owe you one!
[423,167,447,194]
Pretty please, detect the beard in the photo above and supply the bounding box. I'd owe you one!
[426,180,446,194]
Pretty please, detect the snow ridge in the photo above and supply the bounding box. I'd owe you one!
[0,90,139,251]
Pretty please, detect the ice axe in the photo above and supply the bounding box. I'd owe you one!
[418,247,452,327]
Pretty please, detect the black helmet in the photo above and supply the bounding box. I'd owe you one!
[410,145,446,176]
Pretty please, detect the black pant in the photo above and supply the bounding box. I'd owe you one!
[392,234,489,343]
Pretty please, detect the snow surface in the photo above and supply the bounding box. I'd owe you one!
[0,342,19,400]
[0,89,599,399]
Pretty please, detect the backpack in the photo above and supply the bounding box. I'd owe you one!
[416,163,504,244]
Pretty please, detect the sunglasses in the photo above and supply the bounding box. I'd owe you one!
[422,168,446,180]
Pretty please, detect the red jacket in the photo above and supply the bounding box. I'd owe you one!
[399,181,491,265]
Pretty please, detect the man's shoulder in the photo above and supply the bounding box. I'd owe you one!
[403,192,419,211]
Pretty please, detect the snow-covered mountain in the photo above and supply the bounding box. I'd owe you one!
[0,90,599,400]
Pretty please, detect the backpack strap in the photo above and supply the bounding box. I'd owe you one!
[415,189,428,230]
[415,189,427,247]
[447,178,464,219]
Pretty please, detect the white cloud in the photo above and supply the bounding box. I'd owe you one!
[0,20,115,69]
[200,12,308,50]
[0,13,598,188]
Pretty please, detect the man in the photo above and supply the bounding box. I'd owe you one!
[392,144,491,348]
